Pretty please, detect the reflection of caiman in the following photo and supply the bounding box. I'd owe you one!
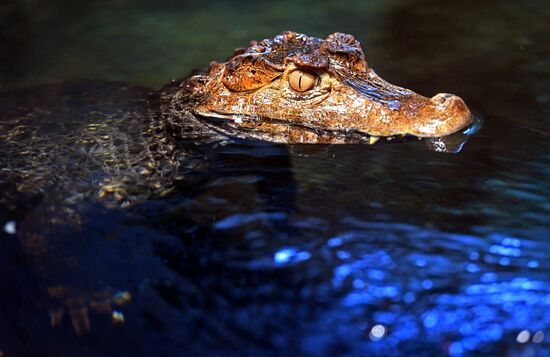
[0,32,475,334]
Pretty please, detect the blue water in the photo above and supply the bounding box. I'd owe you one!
[1,0,549,356]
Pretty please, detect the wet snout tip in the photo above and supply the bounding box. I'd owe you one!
[410,92,474,137]
[431,93,468,112]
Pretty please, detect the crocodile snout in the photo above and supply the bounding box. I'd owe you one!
[410,93,473,137]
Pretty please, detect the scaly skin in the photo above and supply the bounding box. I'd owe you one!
[0,31,474,207]
[0,31,475,335]
[186,31,473,143]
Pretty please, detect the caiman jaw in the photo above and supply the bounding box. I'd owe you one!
[184,31,474,144]
[340,70,474,138]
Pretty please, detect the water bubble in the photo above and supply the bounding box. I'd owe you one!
[485,324,503,341]
[533,331,544,343]
[459,323,473,335]
[369,324,386,341]
[274,248,294,264]
[423,311,438,328]
[480,272,498,283]
[379,286,398,298]
[489,244,521,257]
[422,279,433,290]
[353,279,366,289]
[273,248,310,265]
[3,221,16,235]
[336,250,351,260]
[403,292,415,304]
[502,237,521,247]
[296,251,311,261]
[466,263,480,273]
[449,342,464,356]
[516,330,530,343]
[414,258,427,267]
[367,269,385,281]
[527,260,539,268]
[327,237,342,247]
[333,265,352,286]
[112,291,132,305]
[111,311,125,324]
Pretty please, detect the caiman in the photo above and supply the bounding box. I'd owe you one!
[0,32,475,334]
[0,31,475,207]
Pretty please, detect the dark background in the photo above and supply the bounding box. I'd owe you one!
[0,1,549,356]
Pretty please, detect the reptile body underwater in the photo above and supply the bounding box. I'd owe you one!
[0,32,476,335]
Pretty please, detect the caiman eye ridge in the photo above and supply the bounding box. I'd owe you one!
[288,70,316,92]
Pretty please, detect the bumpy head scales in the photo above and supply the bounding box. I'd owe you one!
[182,31,473,144]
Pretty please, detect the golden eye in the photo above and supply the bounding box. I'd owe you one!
[288,70,316,92]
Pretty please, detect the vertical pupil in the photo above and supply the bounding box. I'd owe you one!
[289,70,315,92]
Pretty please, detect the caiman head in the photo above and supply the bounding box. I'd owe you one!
[181,31,474,144]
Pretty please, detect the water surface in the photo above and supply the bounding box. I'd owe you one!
[0,1,549,356]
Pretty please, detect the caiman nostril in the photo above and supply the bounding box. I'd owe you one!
[435,93,453,105]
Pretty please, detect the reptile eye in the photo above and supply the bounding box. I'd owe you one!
[288,70,316,92]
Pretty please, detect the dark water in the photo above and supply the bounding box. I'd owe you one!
[1,0,549,356]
